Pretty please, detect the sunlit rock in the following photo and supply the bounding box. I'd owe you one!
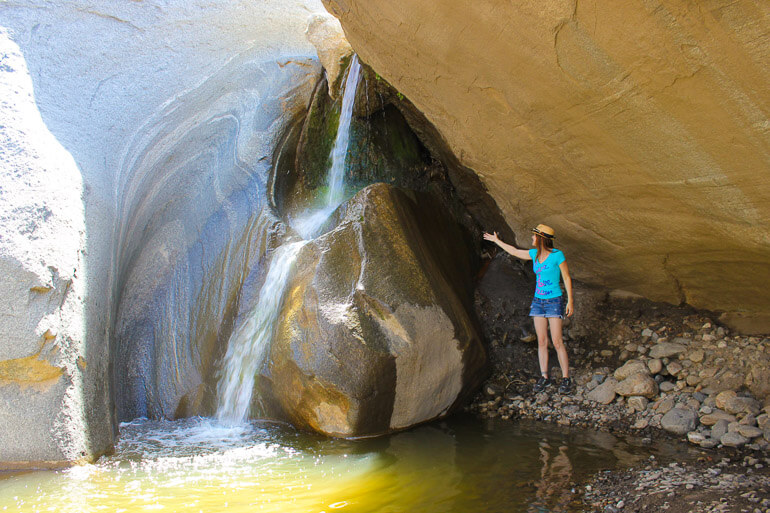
[0,30,95,465]
[323,0,770,333]
[264,184,486,436]
[0,0,326,465]
[306,12,353,97]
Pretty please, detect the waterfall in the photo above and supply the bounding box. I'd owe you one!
[292,55,362,239]
[215,56,363,423]
[327,55,362,207]
[215,241,306,423]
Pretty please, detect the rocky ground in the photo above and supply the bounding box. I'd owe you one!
[470,263,770,511]
[469,308,770,451]
[583,455,770,513]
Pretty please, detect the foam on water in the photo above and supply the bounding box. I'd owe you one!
[290,204,337,240]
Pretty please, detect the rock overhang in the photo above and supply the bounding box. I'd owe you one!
[321,0,770,334]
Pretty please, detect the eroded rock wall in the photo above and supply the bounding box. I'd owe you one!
[0,0,325,465]
[0,32,94,465]
[113,53,320,421]
[322,0,770,332]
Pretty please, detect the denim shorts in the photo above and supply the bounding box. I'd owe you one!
[529,296,565,318]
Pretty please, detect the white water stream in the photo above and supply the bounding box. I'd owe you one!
[215,241,306,422]
[327,55,362,208]
[215,56,363,423]
[292,55,362,240]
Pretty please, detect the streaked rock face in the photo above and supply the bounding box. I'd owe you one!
[0,0,326,466]
[322,0,770,332]
[264,184,486,436]
[112,55,320,422]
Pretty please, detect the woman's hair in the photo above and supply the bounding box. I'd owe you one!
[535,233,554,261]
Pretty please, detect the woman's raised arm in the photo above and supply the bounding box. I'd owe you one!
[483,232,532,260]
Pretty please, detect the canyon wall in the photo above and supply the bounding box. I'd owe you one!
[0,0,325,465]
[322,0,770,333]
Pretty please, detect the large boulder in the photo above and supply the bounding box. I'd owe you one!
[262,183,486,436]
[322,0,770,333]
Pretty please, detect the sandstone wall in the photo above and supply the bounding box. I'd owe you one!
[0,0,325,465]
[322,0,770,332]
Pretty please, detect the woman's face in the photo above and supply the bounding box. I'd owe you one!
[531,234,537,247]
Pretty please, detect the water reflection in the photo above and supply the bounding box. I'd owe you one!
[530,442,573,512]
[0,415,697,513]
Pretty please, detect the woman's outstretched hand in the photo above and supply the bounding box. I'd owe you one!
[484,231,532,261]
[483,231,500,244]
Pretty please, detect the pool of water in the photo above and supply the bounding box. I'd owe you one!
[0,415,697,512]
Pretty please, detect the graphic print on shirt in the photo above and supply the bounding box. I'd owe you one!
[528,249,565,299]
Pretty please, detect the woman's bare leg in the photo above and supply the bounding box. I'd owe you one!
[534,316,550,376]
[548,317,570,378]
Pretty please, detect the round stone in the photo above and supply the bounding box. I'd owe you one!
[736,425,763,439]
[647,359,663,374]
[720,432,748,448]
[661,407,698,435]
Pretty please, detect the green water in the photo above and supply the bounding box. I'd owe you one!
[0,415,696,513]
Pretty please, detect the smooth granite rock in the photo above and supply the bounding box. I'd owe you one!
[701,410,738,426]
[711,419,730,441]
[0,0,327,466]
[264,184,486,437]
[721,431,748,448]
[648,343,687,359]
[616,373,659,399]
[587,377,618,405]
[614,360,649,381]
[661,407,698,435]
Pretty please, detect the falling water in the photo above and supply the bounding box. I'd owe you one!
[215,241,306,423]
[216,57,363,422]
[327,55,362,207]
[292,55,362,239]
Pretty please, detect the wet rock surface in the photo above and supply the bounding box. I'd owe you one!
[263,183,486,437]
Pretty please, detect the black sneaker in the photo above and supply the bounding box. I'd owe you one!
[533,377,552,393]
[558,377,573,394]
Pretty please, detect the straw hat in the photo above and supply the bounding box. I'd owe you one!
[531,224,555,239]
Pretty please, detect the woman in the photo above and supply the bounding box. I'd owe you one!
[483,225,574,394]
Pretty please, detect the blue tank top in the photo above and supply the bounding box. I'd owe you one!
[528,248,565,299]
